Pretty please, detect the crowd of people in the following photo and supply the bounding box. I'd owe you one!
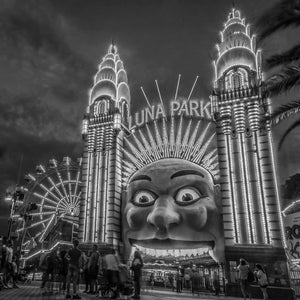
[0,238,270,300]
[40,240,143,299]
[0,237,19,289]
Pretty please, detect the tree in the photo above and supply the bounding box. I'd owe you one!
[255,0,300,150]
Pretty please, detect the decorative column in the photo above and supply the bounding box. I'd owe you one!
[211,8,285,262]
[79,44,130,250]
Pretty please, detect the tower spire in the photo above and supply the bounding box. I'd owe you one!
[110,39,117,54]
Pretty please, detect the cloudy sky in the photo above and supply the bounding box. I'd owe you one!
[0,0,299,236]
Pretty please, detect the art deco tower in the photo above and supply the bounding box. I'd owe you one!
[79,44,130,248]
[211,8,285,260]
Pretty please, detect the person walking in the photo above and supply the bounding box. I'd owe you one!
[65,239,82,300]
[237,258,252,300]
[88,245,99,294]
[255,264,269,300]
[130,250,143,299]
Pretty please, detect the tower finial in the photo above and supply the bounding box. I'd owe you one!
[109,39,117,54]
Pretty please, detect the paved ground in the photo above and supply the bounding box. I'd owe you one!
[0,283,242,300]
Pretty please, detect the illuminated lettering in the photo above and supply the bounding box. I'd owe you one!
[135,110,144,126]
[156,104,166,119]
[171,101,180,116]
[130,99,212,128]
[286,225,300,239]
[145,106,155,123]
[178,101,189,116]
[189,100,200,117]
[200,101,211,119]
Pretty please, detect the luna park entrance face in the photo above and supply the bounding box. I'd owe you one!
[122,158,225,264]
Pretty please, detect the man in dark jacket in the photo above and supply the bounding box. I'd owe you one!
[130,250,143,299]
[65,240,82,299]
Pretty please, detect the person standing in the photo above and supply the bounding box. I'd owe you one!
[130,250,143,299]
[237,258,252,300]
[65,239,82,300]
[88,245,99,294]
[11,256,19,288]
[58,250,68,294]
[175,269,182,293]
[255,264,269,300]
[191,267,200,296]
[1,237,8,288]
[150,273,154,290]
[82,251,90,293]
[103,249,120,299]
[5,240,13,288]
[213,271,220,296]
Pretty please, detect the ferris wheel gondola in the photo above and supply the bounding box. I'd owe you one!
[16,157,82,252]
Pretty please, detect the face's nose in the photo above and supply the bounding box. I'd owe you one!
[147,195,180,231]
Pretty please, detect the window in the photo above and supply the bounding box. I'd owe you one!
[225,68,249,90]
[94,99,109,115]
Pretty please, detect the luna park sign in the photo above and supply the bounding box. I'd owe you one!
[129,99,212,128]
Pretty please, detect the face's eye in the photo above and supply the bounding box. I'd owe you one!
[175,187,201,206]
[132,190,157,207]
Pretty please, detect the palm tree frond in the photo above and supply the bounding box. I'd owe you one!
[255,0,300,44]
[271,100,300,126]
[266,64,300,96]
[278,119,300,151]
[265,44,300,70]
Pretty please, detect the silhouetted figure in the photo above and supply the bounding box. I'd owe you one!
[130,250,143,299]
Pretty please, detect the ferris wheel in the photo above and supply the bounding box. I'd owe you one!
[16,157,82,252]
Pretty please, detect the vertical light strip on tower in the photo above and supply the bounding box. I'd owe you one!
[240,133,256,243]
[226,135,239,243]
[254,132,270,243]
[268,131,287,247]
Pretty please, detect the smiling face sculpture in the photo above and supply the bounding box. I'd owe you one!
[123,158,225,263]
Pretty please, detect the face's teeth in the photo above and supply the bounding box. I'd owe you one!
[133,246,210,258]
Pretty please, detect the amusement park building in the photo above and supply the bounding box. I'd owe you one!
[80,6,285,260]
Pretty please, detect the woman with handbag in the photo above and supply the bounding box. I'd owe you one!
[255,264,269,300]
[237,258,252,300]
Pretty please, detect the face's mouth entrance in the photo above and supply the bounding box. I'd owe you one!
[129,238,215,257]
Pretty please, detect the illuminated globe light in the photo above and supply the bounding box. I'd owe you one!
[233,103,246,133]
[247,101,260,131]
[15,157,82,254]
[219,106,231,135]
